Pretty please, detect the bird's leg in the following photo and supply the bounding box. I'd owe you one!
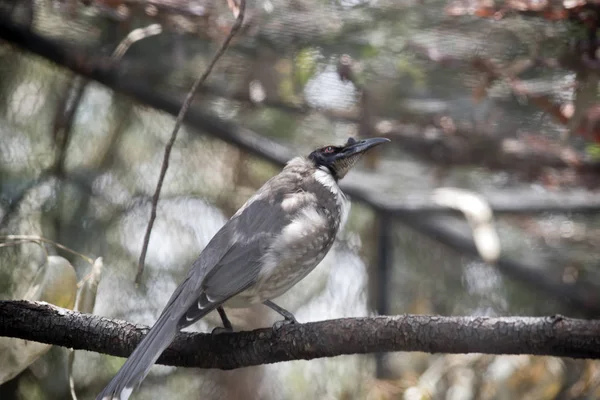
[263,300,298,331]
[217,306,234,330]
[211,306,234,335]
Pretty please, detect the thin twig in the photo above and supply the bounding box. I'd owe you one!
[0,235,94,264]
[0,239,37,248]
[0,239,49,259]
[111,24,162,61]
[135,0,246,284]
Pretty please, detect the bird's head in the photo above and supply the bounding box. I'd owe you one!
[308,137,390,180]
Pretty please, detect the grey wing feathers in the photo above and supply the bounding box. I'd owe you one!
[198,198,290,301]
[202,237,270,297]
[181,198,289,322]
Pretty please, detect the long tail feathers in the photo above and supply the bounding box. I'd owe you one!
[97,288,220,400]
[96,308,181,400]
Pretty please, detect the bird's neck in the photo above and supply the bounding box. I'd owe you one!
[283,157,344,200]
[313,165,340,192]
[313,165,350,231]
[283,156,350,232]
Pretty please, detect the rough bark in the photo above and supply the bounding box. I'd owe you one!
[1,300,599,370]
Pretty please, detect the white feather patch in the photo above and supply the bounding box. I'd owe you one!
[281,191,317,212]
[121,387,133,400]
[258,207,327,279]
[313,167,350,231]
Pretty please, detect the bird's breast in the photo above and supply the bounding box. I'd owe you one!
[247,202,340,302]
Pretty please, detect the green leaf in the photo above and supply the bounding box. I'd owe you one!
[295,48,318,88]
[585,143,600,160]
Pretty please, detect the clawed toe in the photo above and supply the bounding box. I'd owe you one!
[272,317,297,332]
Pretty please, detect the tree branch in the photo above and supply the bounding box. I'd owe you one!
[1,300,600,368]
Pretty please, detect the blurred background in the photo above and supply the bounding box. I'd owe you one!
[1,0,600,399]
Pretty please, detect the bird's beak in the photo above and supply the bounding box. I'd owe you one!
[338,137,390,158]
[327,137,390,180]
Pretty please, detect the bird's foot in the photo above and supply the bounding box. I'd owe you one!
[211,326,233,335]
[263,299,299,331]
[272,315,298,332]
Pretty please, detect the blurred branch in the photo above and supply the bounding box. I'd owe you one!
[341,177,600,215]
[200,74,594,178]
[136,0,245,283]
[52,76,86,179]
[432,188,500,263]
[1,301,600,368]
[111,23,162,61]
[78,0,210,19]
[374,212,393,378]
[402,215,600,316]
[0,16,293,161]
[0,235,95,265]
[51,74,87,239]
[402,41,600,176]
[381,123,599,176]
[197,83,360,122]
[0,176,46,228]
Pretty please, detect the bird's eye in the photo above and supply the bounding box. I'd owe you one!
[323,146,335,154]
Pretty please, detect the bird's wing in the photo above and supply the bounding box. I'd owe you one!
[182,195,291,322]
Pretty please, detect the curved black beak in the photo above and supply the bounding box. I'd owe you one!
[339,137,390,157]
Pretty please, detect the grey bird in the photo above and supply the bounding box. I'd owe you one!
[97,137,390,400]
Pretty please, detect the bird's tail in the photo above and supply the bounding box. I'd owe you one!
[96,306,181,400]
[96,294,216,400]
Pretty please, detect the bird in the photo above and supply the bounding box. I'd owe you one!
[97,136,390,400]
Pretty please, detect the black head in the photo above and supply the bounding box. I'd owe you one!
[308,137,390,180]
